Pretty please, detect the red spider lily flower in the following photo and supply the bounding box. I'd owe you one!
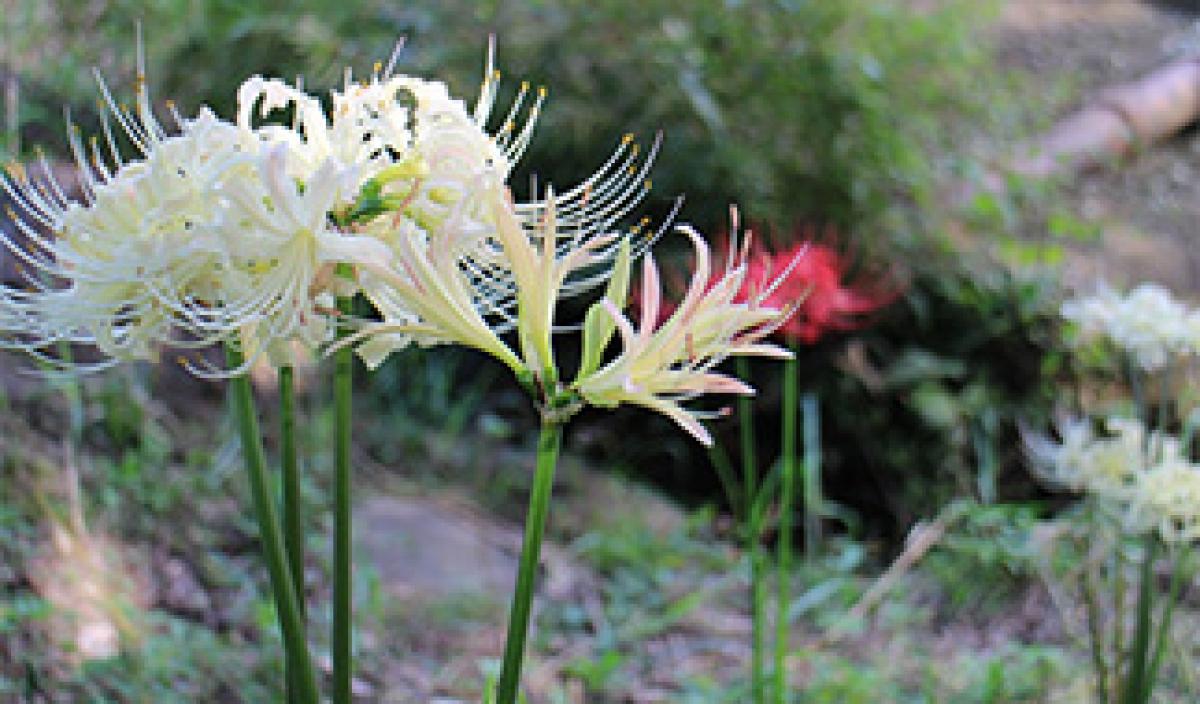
[754,234,899,344]
[637,225,899,345]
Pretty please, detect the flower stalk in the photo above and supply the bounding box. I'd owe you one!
[226,345,318,704]
[496,417,564,704]
[333,292,354,704]
[774,351,798,703]
[736,357,766,704]
[279,364,305,703]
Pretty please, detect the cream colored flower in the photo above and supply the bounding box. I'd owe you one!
[0,61,388,375]
[335,181,524,375]
[344,45,670,369]
[1,80,256,369]
[572,226,793,445]
[1062,283,1197,371]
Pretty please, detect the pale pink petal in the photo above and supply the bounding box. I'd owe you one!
[639,252,661,338]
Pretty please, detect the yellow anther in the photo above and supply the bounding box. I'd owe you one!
[631,143,640,157]
[537,86,547,98]
[627,166,636,176]
[520,80,530,92]
[502,121,514,133]
[643,180,652,191]
[622,133,634,144]
[373,61,383,74]
[165,99,176,109]
[176,356,188,366]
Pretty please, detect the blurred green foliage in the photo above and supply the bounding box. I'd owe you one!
[7,0,994,238]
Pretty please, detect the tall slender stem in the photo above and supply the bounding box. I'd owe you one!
[333,293,355,704]
[735,356,764,704]
[280,365,304,704]
[1120,535,1158,704]
[497,420,563,704]
[226,346,319,704]
[1081,553,1111,704]
[774,353,798,703]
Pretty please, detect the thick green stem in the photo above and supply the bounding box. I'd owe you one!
[1120,535,1158,704]
[497,420,563,704]
[226,346,319,704]
[333,305,354,704]
[735,357,764,703]
[280,367,304,608]
[280,365,304,704]
[774,354,798,704]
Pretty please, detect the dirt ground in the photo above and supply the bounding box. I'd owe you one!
[993,0,1200,293]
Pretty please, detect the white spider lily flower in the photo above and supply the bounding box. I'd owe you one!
[490,188,624,380]
[1062,282,1197,371]
[572,226,794,446]
[0,73,259,369]
[1023,414,1200,541]
[341,44,673,370]
[1128,457,1200,543]
[0,62,390,375]
[211,144,391,370]
[336,181,524,375]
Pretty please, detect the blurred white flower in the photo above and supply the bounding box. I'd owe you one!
[1025,414,1200,543]
[1128,457,1200,543]
[1062,283,1196,371]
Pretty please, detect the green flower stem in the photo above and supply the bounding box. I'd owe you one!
[226,346,319,704]
[280,365,304,704]
[750,541,767,704]
[735,356,764,704]
[497,419,564,704]
[1147,547,1191,696]
[774,353,798,704]
[333,295,354,704]
[1081,555,1110,704]
[1121,535,1158,704]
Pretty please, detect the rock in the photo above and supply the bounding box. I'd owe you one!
[354,495,520,601]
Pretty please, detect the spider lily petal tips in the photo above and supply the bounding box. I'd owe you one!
[572,226,794,446]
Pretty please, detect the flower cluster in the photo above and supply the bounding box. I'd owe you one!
[1026,416,1200,543]
[0,42,790,444]
[0,44,656,374]
[1062,283,1200,371]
